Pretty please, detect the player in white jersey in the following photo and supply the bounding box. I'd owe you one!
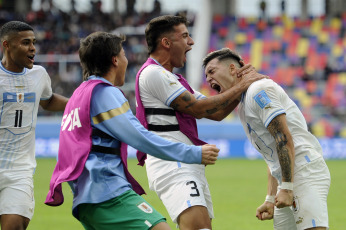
[139,64,213,223]
[0,21,68,230]
[137,15,267,229]
[203,48,330,230]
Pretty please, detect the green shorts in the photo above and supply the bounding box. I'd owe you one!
[78,189,166,230]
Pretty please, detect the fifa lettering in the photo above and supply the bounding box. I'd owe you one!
[61,108,82,131]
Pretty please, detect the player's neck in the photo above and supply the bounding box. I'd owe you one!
[1,58,25,73]
[150,52,173,72]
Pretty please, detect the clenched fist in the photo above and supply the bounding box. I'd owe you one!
[201,144,219,165]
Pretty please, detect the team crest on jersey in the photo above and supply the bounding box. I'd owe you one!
[253,90,271,109]
[292,196,299,213]
[17,93,24,103]
[137,202,153,213]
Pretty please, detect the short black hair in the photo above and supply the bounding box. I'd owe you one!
[145,15,188,54]
[79,32,126,80]
[0,21,33,41]
[203,48,244,68]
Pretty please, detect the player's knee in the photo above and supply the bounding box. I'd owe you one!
[1,222,28,230]
[1,216,29,230]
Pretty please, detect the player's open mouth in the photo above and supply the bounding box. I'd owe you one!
[28,55,35,62]
[211,83,221,93]
[185,48,192,56]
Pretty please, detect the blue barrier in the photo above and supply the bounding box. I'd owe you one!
[35,118,346,159]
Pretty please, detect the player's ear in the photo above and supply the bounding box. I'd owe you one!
[161,37,170,48]
[112,56,118,67]
[229,63,237,76]
[2,40,9,49]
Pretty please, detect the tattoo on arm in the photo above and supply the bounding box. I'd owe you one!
[181,92,192,102]
[172,92,233,116]
[268,119,292,182]
[170,102,179,110]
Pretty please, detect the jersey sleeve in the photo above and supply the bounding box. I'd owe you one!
[191,87,207,100]
[247,80,286,128]
[39,66,53,100]
[140,65,187,106]
[90,84,202,164]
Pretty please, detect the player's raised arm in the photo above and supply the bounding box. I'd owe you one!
[170,68,266,120]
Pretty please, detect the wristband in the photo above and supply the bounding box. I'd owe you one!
[280,182,294,191]
[265,195,275,204]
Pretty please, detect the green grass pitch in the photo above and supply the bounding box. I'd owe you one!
[28,158,345,230]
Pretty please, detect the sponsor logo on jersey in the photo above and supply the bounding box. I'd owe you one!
[61,107,82,131]
[296,216,303,225]
[137,202,153,213]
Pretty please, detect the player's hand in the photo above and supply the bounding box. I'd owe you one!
[237,63,269,88]
[275,189,293,208]
[256,202,274,221]
[201,144,219,165]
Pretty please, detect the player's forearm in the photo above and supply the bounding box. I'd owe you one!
[275,127,294,182]
[267,167,278,195]
[172,82,244,119]
[109,112,202,164]
[267,115,295,183]
[205,100,240,121]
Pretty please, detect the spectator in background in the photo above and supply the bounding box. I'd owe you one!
[260,0,267,19]
[151,0,162,18]
[203,47,330,230]
[0,21,68,230]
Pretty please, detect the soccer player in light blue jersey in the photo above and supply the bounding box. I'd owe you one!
[46,31,219,230]
[203,48,330,230]
[0,21,68,230]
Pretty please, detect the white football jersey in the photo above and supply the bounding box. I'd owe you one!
[0,63,52,174]
[238,79,323,183]
[138,64,206,185]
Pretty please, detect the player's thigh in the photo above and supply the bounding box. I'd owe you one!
[0,179,35,220]
[153,169,213,224]
[274,206,297,230]
[0,214,30,230]
[293,159,330,230]
[78,190,167,230]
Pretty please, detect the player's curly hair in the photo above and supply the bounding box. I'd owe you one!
[79,32,125,80]
[145,15,189,55]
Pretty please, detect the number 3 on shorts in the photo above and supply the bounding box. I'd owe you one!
[186,181,200,197]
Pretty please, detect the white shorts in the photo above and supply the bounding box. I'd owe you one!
[150,167,214,223]
[274,158,330,230]
[0,172,35,219]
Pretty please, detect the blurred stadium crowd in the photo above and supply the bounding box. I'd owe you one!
[0,0,345,138]
[201,12,346,138]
